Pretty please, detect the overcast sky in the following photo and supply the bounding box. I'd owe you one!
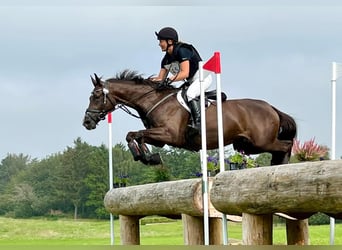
[1,0,342,160]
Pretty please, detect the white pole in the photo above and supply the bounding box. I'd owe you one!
[199,61,210,245]
[213,54,228,245]
[332,62,336,161]
[216,81,229,245]
[330,62,337,245]
[108,112,115,245]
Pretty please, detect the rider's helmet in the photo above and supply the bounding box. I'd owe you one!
[155,27,178,42]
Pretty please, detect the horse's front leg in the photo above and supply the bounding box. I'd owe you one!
[126,127,176,165]
[126,126,178,147]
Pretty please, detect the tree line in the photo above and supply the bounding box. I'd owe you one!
[0,137,332,221]
[0,137,219,219]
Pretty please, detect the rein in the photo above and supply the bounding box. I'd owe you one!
[145,92,176,117]
[106,79,177,120]
[116,104,140,119]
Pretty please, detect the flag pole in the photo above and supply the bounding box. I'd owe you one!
[330,62,337,245]
[202,52,229,244]
[199,61,210,245]
[212,52,228,245]
[107,112,115,245]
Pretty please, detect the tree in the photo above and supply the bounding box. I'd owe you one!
[18,153,63,215]
[84,144,109,218]
[57,138,94,219]
[0,153,32,193]
[153,147,201,179]
[0,153,33,215]
[10,183,37,218]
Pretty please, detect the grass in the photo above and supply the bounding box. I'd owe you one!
[0,216,341,245]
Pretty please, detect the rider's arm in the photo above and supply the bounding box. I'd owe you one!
[170,60,189,82]
[151,68,167,81]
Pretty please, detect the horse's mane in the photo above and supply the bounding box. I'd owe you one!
[107,69,145,83]
[106,69,169,90]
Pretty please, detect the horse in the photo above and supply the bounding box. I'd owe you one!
[83,70,296,166]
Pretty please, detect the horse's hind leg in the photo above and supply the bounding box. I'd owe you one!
[270,150,291,165]
[267,139,293,165]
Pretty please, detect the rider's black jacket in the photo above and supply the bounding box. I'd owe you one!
[161,42,202,81]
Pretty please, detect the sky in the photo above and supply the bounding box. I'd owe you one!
[1,0,342,160]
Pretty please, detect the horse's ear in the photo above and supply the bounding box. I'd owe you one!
[94,73,103,86]
[91,73,102,87]
[90,75,96,86]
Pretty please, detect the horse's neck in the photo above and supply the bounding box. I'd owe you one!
[110,81,156,111]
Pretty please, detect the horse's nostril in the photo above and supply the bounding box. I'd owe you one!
[83,117,90,125]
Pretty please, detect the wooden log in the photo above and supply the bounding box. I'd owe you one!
[242,213,273,245]
[104,179,203,216]
[120,215,140,245]
[211,160,342,216]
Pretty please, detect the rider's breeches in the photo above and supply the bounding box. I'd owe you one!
[186,71,213,101]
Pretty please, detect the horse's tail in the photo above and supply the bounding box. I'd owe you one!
[272,106,297,141]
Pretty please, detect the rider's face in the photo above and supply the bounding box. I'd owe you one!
[158,39,168,51]
[158,39,173,53]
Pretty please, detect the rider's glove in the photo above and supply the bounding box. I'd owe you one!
[157,78,173,89]
[163,77,173,85]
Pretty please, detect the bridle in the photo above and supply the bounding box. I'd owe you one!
[85,84,116,123]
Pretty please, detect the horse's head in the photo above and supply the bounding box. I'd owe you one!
[83,74,116,130]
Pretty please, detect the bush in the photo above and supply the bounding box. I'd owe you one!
[309,213,331,225]
[140,216,177,225]
[292,138,328,162]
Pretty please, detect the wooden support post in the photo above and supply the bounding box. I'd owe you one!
[286,219,309,245]
[209,217,223,245]
[182,214,204,245]
[120,215,140,245]
[242,213,273,245]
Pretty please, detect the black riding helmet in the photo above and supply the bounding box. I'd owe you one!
[155,27,178,42]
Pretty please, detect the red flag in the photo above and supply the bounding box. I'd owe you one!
[107,112,112,123]
[203,52,221,74]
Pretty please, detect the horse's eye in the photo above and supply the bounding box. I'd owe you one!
[92,89,102,98]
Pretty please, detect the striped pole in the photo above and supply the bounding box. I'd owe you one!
[108,112,115,245]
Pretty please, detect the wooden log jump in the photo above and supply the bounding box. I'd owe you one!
[211,160,342,245]
[104,160,342,245]
[104,178,227,245]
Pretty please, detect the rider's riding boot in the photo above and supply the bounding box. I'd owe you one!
[189,99,201,131]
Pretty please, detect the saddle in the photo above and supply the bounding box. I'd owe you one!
[156,79,227,102]
[155,79,227,112]
[178,87,227,113]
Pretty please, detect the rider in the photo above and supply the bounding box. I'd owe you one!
[151,27,212,132]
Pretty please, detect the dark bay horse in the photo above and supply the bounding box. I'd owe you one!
[83,70,296,166]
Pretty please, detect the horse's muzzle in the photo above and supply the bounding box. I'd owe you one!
[83,113,97,130]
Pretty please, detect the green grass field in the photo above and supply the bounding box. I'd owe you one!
[0,216,341,245]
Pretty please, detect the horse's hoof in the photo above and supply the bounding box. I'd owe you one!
[140,153,162,165]
[147,153,163,165]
